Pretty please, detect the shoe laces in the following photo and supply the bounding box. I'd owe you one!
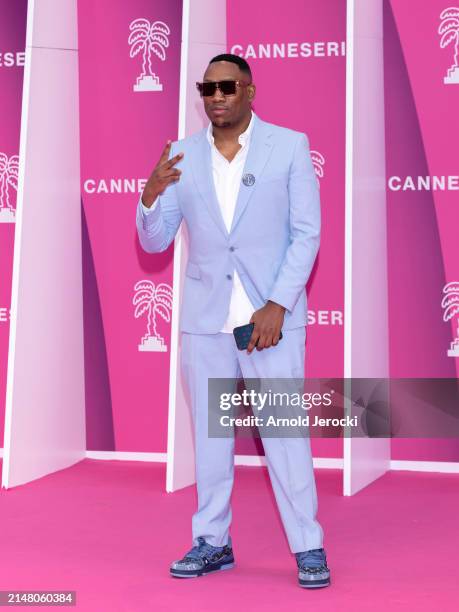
[296,548,327,571]
[184,536,223,561]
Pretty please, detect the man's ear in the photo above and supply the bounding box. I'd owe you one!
[248,83,256,101]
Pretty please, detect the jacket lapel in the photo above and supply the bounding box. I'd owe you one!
[230,116,274,233]
[190,130,229,239]
[189,115,274,237]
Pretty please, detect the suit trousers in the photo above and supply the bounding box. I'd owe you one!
[180,327,324,554]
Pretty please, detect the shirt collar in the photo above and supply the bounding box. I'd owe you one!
[206,111,256,147]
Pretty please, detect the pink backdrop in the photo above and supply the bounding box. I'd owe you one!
[1,0,457,462]
[385,0,459,461]
[78,0,182,452]
[227,0,347,458]
[0,0,27,448]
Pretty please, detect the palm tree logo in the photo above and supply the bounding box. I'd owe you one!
[438,7,459,84]
[311,150,325,188]
[133,279,173,352]
[129,18,170,92]
[441,281,459,356]
[0,153,19,223]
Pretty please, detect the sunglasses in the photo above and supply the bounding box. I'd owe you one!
[195,80,249,97]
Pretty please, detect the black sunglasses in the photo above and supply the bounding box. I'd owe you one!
[196,80,249,97]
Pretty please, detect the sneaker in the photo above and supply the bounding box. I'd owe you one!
[295,548,331,588]
[170,536,235,578]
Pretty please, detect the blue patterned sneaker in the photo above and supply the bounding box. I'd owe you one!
[296,548,331,588]
[170,536,235,578]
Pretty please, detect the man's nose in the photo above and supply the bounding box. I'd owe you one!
[211,85,225,101]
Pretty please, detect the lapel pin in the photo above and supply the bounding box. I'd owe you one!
[242,173,255,187]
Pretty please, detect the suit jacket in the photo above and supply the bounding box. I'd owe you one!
[136,113,320,334]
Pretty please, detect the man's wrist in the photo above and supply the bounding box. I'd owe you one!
[267,300,286,313]
[141,190,160,208]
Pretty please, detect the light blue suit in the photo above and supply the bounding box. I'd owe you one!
[136,114,320,334]
[136,114,324,553]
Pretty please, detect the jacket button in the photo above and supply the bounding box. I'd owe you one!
[226,274,232,280]
[229,246,235,252]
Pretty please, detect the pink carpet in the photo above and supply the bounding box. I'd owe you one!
[0,459,458,611]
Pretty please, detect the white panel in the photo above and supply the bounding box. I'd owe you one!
[2,5,84,487]
[27,0,78,50]
[188,0,226,44]
[343,0,390,496]
[166,0,226,492]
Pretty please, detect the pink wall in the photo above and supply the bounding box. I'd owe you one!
[78,0,183,452]
[2,0,456,463]
[385,0,459,461]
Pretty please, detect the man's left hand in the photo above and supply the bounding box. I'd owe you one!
[247,301,286,354]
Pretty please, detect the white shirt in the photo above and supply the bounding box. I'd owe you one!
[142,112,256,332]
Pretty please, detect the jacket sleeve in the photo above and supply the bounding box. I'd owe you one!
[267,132,321,312]
[135,143,183,253]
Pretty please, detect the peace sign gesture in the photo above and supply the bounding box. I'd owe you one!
[141,141,184,208]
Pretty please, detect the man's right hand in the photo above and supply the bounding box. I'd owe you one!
[141,141,184,208]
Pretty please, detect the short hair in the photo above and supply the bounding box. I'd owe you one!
[209,53,252,79]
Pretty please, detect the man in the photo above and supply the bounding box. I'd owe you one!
[136,54,330,589]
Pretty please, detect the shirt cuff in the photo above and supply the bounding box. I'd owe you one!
[141,196,159,215]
